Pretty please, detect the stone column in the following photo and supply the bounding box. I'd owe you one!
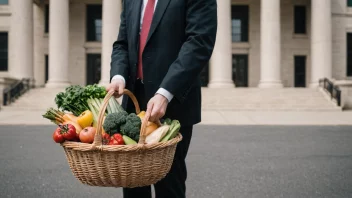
[33,3,45,87]
[100,0,122,86]
[9,0,33,83]
[310,0,332,87]
[45,0,70,88]
[208,0,234,88]
[258,0,283,88]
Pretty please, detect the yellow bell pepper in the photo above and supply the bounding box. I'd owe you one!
[137,111,158,136]
[137,111,146,119]
[77,110,93,128]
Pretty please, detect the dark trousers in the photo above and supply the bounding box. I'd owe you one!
[123,80,194,198]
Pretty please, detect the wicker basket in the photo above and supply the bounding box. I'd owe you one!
[61,89,183,188]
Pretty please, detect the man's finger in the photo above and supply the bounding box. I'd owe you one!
[118,85,124,96]
[151,105,163,122]
[149,103,158,121]
[112,85,119,97]
[146,102,154,118]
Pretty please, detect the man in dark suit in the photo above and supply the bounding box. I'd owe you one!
[106,0,217,197]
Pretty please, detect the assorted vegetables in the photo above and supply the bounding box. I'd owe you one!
[43,84,181,146]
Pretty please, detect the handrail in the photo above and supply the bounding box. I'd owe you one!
[2,78,31,106]
[319,78,341,106]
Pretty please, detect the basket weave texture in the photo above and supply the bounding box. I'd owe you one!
[60,89,182,188]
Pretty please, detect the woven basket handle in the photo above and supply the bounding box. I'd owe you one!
[92,89,152,147]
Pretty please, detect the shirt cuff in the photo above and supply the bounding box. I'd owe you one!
[111,75,126,85]
[156,88,174,102]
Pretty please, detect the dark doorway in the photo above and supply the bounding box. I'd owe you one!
[0,32,8,71]
[347,33,352,76]
[232,55,248,87]
[294,56,306,87]
[86,54,101,85]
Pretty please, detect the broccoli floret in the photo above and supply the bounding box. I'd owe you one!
[103,111,128,135]
[120,113,142,142]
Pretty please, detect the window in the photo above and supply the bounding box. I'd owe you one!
[294,6,306,34]
[231,5,249,42]
[45,4,49,33]
[0,32,8,71]
[348,0,352,7]
[0,0,8,5]
[86,5,102,42]
[347,33,352,76]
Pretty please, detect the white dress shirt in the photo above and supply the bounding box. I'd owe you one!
[112,0,174,102]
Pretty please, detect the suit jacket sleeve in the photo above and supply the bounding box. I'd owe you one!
[159,0,217,103]
[110,1,129,82]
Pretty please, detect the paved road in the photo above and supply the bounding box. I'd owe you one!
[0,125,351,198]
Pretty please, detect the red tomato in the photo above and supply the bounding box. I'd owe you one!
[59,124,77,141]
[108,134,125,145]
[79,127,96,144]
[102,133,110,145]
[53,128,64,143]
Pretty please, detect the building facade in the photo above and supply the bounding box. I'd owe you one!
[0,0,352,88]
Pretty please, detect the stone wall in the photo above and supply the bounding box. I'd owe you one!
[232,0,312,87]
[38,0,102,86]
[0,4,10,79]
[331,0,352,81]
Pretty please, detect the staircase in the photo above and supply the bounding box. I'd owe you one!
[1,87,65,111]
[1,87,341,112]
[201,88,341,111]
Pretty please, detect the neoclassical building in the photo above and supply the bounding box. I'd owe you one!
[0,0,352,89]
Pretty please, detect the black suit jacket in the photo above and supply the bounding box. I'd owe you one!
[110,0,217,126]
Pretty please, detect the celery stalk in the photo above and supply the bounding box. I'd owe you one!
[87,100,99,127]
[109,97,124,113]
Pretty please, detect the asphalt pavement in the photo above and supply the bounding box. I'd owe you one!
[0,125,351,198]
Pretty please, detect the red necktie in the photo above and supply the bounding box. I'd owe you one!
[138,0,156,80]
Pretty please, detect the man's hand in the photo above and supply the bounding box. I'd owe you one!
[147,94,169,122]
[106,78,125,98]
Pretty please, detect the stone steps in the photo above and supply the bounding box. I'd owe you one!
[1,87,341,112]
[2,88,64,111]
[200,88,341,111]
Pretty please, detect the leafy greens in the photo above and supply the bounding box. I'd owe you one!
[55,84,107,116]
